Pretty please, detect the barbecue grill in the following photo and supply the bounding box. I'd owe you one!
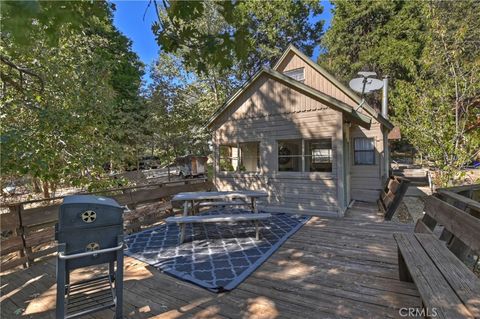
[55,195,124,318]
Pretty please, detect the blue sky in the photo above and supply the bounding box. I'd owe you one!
[111,1,333,84]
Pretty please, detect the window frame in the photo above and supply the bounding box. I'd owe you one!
[239,142,260,172]
[217,141,260,173]
[276,138,333,173]
[353,137,376,166]
[218,144,239,172]
[304,139,333,173]
[277,139,303,172]
[283,67,305,82]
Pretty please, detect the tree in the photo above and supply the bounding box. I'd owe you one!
[154,0,324,78]
[391,1,480,186]
[320,0,479,186]
[319,0,425,85]
[146,53,211,163]
[146,0,325,163]
[1,1,145,196]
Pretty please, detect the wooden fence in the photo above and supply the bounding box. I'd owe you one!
[0,178,213,272]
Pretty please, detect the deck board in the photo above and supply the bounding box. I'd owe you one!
[1,202,420,318]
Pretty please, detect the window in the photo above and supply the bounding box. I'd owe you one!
[278,140,302,172]
[219,144,239,172]
[219,142,260,172]
[354,138,375,165]
[239,142,260,172]
[283,68,305,82]
[277,139,332,172]
[305,139,332,172]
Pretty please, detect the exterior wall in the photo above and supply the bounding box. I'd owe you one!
[211,49,387,212]
[276,50,386,204]
[212,74,342,216]
[349,117,385,203]
[276,51,358,108]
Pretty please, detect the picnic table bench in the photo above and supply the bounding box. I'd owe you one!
[169,190,270,243]
[393,195,480,319]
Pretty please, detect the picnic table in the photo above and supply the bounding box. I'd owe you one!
[168,190,270,243]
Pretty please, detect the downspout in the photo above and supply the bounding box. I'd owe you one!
[382,76,390,180]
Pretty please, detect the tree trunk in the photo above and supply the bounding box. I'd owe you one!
[32,178,42,193]
[50,182,57,198]
[42,180,50,198]
[136,146,140,171]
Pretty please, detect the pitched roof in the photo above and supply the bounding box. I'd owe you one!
[274,44,394,130]
[207,67,372,129]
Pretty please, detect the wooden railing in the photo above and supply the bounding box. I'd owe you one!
[435,183,480,261]
[0,178,213,272]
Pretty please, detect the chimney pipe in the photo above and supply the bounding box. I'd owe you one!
[382,76,389,118]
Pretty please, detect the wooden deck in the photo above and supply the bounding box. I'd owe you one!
[1,202,420,318]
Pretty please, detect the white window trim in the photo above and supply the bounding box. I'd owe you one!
[276,138,333,174]
[283,67,305,82]
[353,137,376,166]
[218,142,260,174]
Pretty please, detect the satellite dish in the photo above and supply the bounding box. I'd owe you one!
[349,77,384,95]
[357,71,378,78]
[349,72,384,95]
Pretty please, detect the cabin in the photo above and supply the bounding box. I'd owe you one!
[207,45,394,217]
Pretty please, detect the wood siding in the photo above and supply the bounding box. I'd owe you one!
[213,73,341,215]
[349,120,385,202]
[276,51,358,108]
[212,49,386,212]
[277,51,387,203]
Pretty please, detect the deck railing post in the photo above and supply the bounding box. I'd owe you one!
[10,204,29,268]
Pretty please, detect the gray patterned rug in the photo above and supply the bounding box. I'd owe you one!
[124,209,310,292]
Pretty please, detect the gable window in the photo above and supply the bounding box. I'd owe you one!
[354,138,375,165]
[278,139,333,172]
[305,139,332,172]
[283,67,305,82]
[219,142,260,172]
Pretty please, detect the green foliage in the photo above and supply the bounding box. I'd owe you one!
[391,1,480,186]
[320,0,425,84]
[1,1,145,194]
[147,0,325,163]
[145,53,212,163]
[155,0,324,77]
[321,0,480,186]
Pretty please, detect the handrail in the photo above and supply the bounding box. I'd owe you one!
[58,243,124,260]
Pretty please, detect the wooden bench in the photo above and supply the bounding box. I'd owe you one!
[166,213,272,243]
[393,196,480,318]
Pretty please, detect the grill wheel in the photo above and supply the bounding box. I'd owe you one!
[81,210,97,223]
[85,242,100,251]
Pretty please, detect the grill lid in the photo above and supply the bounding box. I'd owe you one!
[58,195,123,231]
[62,195,122,208]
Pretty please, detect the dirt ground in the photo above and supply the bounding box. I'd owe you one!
[391,186,430,224]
